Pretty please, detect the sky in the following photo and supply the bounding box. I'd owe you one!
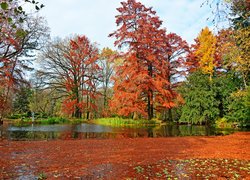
[28,0,214,49]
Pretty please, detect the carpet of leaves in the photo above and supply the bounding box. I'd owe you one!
[0,132,249,179]
[129,158,250,179]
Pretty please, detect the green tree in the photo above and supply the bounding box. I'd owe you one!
[226,87,250,126]
[212,72,243,118]
[13,86,32,114]
[179,71,219,125]
[179,70,247,125]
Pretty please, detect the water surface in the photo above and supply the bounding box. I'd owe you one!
[0,123,247,141]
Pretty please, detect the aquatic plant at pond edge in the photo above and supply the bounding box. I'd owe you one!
[93,117,160,127]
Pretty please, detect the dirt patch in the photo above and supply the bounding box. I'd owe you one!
[0,132,250,179]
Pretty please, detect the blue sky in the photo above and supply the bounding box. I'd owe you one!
[31,0,214,48]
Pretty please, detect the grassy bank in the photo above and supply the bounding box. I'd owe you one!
[92,117,161,127]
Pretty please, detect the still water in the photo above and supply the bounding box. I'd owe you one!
[0,123,246,141]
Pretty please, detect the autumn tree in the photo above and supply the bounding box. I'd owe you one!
[29,72,61,117]
[109,0,180,120]
[233,27,250,87]
[181,26,249,125]
[205,0,249,86]
[161,33,189,121]
[0,0,48,123]
[98,48,116,115]
[194,27,217,80]
[40,36,100,119]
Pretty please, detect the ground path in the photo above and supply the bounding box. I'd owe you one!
[0,132,250,179]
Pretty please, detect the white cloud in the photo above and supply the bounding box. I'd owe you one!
[34,0,214,48]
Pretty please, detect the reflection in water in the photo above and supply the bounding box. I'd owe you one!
[153,125,215,137]
[0,123,245,141]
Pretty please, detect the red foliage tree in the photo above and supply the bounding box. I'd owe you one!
[186,39,200,73]
[0,1,26,122]
[165,33,189,82]
[62,36,100,119]
[0,1,48,123]
[156,33,189,121]
[109,0,181,120]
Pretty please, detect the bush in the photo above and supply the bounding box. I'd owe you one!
[39,117,69,124]
[215,117,237,128]
[8,113,29,119]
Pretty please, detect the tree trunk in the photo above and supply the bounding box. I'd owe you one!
[168,108,173,122]
[0,116,3,125]
[86,94,90,120]
[86,111,90,120]
[104,88,107,109]
[133,112,138,120]
[75,106,81,118]
[73,84,81,118]
[166,61,173,122]
[148,63,153,120]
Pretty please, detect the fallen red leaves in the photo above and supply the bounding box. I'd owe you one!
[0,132,249,179]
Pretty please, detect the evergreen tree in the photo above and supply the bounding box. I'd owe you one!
[13,87,32,114]
[179,71,219,125]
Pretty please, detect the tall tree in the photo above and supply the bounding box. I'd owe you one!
[0,0,48,123]
[179,71,219,125]
[110,0,178,120]
[194,27,217,80]
[160,33,189,121]
[99,48,116,113]
[40,36,100,119]
[13,86,32,114]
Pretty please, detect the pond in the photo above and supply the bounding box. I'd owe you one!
[1,123,248,141]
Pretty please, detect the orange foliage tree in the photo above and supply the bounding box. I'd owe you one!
[160,33,189,121]
[109,0,181,120]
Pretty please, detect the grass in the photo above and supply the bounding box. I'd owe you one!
[39,117,69,124]
[93,117,160,127]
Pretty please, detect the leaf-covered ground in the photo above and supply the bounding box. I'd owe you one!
[129,158,250,179]
[0,132,249,179]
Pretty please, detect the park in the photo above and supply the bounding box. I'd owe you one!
[0,0,249,179]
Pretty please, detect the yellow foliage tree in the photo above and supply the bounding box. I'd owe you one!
[217,27,250,88]
[234,26,250,87]
[195,27,217,80]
